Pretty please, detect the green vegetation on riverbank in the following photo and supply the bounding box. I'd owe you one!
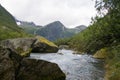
[55,0,120,79]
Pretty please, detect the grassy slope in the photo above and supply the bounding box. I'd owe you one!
[0,5,29,40]
[18,22,42,34]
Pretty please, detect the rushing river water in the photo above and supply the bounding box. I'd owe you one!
[30,49,105,80]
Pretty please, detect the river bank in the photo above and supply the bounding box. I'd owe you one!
[31,49,105,80]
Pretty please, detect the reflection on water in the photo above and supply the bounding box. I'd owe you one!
[30,49,105,80]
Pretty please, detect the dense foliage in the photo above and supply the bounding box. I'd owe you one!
[55,0,120,79]
[54,38,71,46]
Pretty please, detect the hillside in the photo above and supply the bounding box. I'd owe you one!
[19,20,87,41]
[0,5,28,40]
[36,21,72,41]
[16,20,42,34]
[68,16,120,80]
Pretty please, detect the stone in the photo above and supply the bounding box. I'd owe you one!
[0,38,36,57]
[0,46,65,80]
[0,36,59,57]
[93,48,107,59]
[0,46,15,80]
[32,36,58,53]
[17,58,66,80]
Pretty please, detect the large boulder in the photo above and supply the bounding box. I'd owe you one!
[0,36,58,57]
[0,46,15,80]
[0,38,36,57]
[0,46,66,80]
[0,46,22,80]
[17,58,66,80]
[32,36,58,53]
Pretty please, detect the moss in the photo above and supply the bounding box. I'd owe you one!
[21,48,32,57]
[35,36,58,47]
[16,47,32,57]
[93,48,108,59]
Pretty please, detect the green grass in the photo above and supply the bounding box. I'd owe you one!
[0,5,30,40]
[105,45,120,80]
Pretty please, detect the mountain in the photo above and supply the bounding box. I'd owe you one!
[0,5,27,40]
[36,21,67,41]
[36,21,87,41]
[75,25,87,32]
[18,20,87,41]
[67,25,87,34]
[16,20,42,34]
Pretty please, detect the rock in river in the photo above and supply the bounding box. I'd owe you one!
[17,58,66,80]
[0,46,66,80]
[32,36,58,53]
[0,46,22,80]
[0,36,58,57]
[0,38,36,57]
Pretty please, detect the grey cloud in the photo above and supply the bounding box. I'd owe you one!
[0,0,97,28]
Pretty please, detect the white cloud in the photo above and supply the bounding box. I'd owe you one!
[0,0,97,28]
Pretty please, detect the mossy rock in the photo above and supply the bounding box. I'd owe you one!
[16,47,32,57]
[93,48,108,59]
[35,36,58,47]
[0,38,36,57]
[32,36,58,53]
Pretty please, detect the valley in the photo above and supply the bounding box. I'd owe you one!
[0,0,120,80]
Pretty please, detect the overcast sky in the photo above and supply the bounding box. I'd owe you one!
[0,0,97,28]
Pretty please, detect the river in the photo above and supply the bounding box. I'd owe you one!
[30,49,105,80]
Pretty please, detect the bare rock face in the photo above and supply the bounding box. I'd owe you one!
[17,58,66,80]
[0,46,65,80]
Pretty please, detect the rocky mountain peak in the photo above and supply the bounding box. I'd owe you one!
[45,21,65,29]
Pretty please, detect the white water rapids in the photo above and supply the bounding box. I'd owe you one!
[30,49,105,80]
